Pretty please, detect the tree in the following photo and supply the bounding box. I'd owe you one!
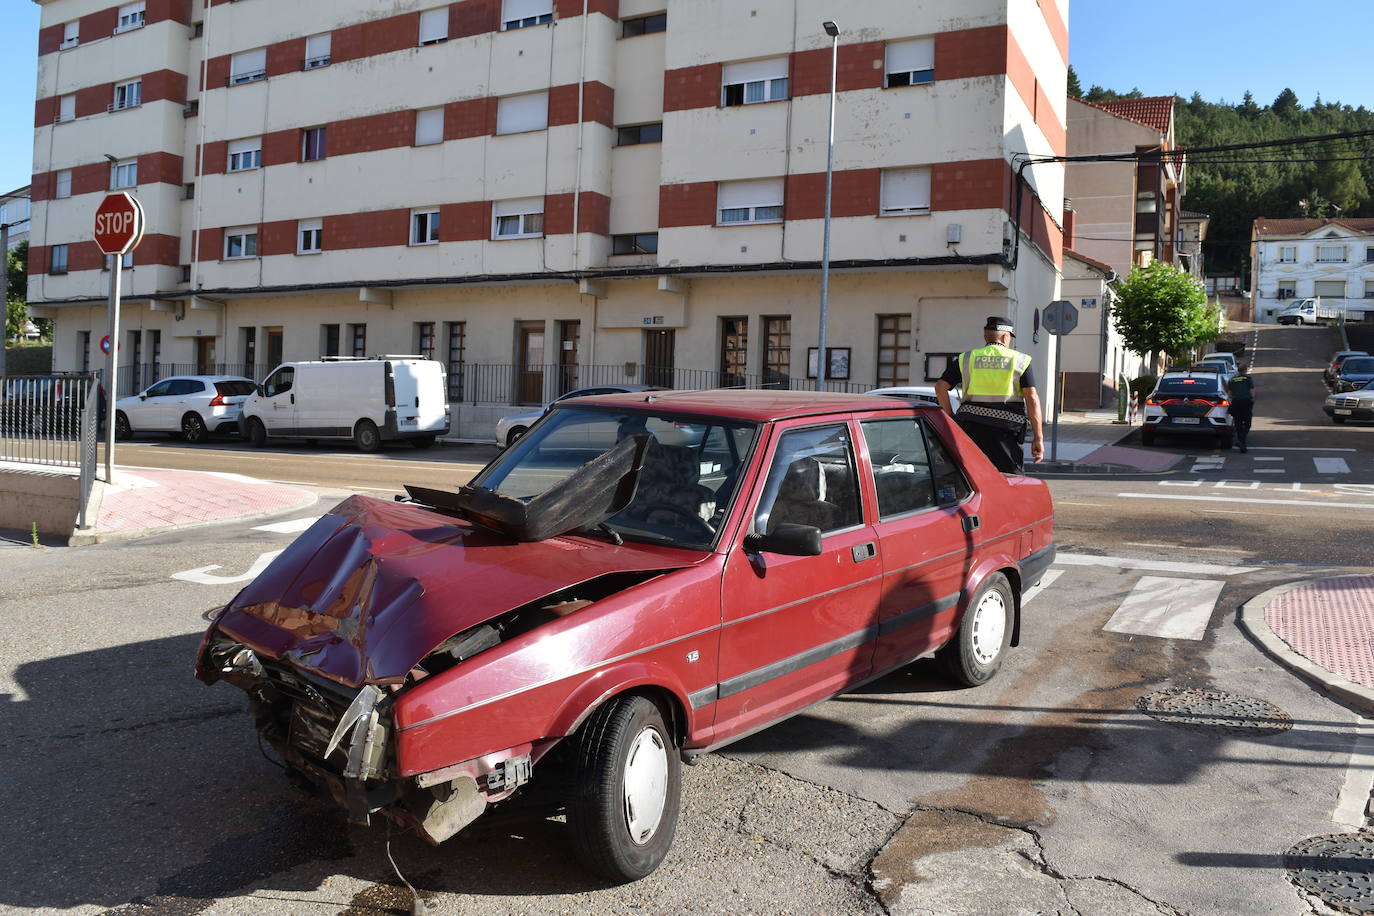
[6,240,29,341]
[1112,261,1217,367]
[1272,88,1300,118]
[1066,65,1083,98]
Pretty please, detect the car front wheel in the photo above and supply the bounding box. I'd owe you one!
[244,417,266,448]
[505,426,528,448]
[939,572,1013,687]
[567,694,682,883]
[114,411,133,441]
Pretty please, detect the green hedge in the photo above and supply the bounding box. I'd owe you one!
[4,345,52,375]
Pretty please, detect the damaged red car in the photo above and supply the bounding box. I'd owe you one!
[197,390,1054,881]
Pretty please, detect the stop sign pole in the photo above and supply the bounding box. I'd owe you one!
[1042,300,1079,462]
[94,192,146,483]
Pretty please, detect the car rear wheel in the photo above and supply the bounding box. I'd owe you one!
[354,419,381,452]
[505,426,528,448]
[182,413,208,444]
[567,694,682,883]
[244,417,266,448]
[939,572,1013,687]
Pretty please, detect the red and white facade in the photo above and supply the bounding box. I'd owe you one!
[29,0,1069,413]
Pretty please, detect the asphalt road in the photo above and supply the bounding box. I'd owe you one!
[2,322,1370,915]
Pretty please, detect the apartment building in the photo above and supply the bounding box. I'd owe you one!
[1250,217,1374,323]
[28,0,1069,413]
[2,186,31,250]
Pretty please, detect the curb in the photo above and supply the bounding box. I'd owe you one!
[68,489,319,547]
[1236,578,1374,717]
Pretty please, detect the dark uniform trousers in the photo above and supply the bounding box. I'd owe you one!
[1230,399,1254,446]
[955,415,1025,473]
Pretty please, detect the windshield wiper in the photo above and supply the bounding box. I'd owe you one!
[586,522,623,546]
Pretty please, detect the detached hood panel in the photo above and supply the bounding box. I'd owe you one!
[215,495,700,688]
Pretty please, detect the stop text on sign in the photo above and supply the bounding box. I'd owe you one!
[95,210,135,238]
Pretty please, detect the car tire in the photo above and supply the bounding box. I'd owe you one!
[182,413,208,444]
[939,572,1014,687]
[505,426,528,448]
[1333,417,1346,425]
[567,694,682,883]
[410,435,436,450]
[354,419,381,453]
[244,417,266,448]
[1140,428,1155,447]
[114,411,133,441]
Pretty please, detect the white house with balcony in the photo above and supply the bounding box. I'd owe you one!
[1250,217,1374,323]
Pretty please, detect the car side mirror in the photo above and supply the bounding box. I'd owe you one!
[743,523,822,557]
[256,385,265,397]
[139,394,147,400]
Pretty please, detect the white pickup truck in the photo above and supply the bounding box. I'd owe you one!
[1276,298,1374,325]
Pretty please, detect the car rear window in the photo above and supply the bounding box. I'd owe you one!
[215,380,257,396]
[1342,358,1374,373]
[1156,378,1223,395]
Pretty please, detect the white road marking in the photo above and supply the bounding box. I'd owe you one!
[1056,552,1257,576]
[1254,469,1284,474]
[172,549,283,585]
[1120,492,1374,511]
[1253,456,1284,462]
[1102,576,1226,640]
[1334,719,1374,831]
[1315,457,1351,474]
[270,479,397,492]
[1249,446,1356,452]
[1021,569,1063,604]
[1201,509,1301,517]
[1055,500,1107,507]
[252,516,321,534]
[1124,542,1246,553]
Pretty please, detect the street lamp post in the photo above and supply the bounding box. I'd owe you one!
[817,19,839,391]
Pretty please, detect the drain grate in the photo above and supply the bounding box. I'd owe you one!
[1286,832,1374,914]
[1135,688,1293,736]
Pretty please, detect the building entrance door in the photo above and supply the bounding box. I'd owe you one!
[265,327,284,369]
[195,337,217,375]
[644,329,675,388]
[558,320,580,394]
[517,321,545,405]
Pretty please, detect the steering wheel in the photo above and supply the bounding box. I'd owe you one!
[630,502,715,538]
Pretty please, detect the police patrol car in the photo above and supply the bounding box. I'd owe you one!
[1140,366,1233,449]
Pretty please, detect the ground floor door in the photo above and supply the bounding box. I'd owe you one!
[195,337,217,376]
[644,329,675,388]
[265,327,284,370]
[517,321,545,405]
[558,321,580,394]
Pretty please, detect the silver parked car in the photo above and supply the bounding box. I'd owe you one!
[495,384,665,447]
[114,375,257,443]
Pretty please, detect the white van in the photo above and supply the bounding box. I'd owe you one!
[239,357,450,451]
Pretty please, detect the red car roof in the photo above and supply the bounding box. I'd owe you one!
[557,388,933,422]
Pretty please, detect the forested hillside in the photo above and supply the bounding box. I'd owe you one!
[1070,68,1374,276]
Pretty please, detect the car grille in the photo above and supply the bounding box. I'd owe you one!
[1334,397,1362,408]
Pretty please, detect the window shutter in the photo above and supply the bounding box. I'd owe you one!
[1314,280,1346,298]
[722,58,789,85]
[494,197,543,218]
[885,38,934,74]
[415,108,444,145]
[305,33,331,63]
[881,168,931,212]
[231,48,266,78]
[419,8,449,43]
[59,95,75,121]
[228,137,260,156]
[717,178,784,210]
[55,170,72,198]
[503,0,553,22]
[496,92,549,134]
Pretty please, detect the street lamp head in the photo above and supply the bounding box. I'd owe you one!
[103,153,118,163]
[822,20,839,37]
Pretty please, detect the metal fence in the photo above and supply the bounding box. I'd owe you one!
[0,373,99,468]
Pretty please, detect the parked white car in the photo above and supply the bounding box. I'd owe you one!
[495,384,664,448]
[866,385,962,412]
[114,375,256,443]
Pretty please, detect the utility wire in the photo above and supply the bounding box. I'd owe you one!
[1018,126,1374,165]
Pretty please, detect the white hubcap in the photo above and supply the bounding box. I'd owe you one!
[622,725,669,845]
[970,589,1007,666]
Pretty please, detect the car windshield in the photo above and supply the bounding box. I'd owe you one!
[1342,358,1374,373]
[473,406,760,549]
[1156,378,1222,396]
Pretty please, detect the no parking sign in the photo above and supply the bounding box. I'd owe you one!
[100,335,111,355]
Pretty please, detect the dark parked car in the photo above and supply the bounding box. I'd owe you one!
[1324,350,1368,386]
[197,391,1055,882]
[1333,357,1374,393]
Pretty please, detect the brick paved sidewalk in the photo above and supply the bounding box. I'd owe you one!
[1265,577,1374,692]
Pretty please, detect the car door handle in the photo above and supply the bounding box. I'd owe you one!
[962,515,981,532]
[290,394,295,405]
[851,542,877,562]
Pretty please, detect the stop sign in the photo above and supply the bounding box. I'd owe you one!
[93,192,145,255]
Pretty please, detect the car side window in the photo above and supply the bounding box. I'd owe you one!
[922,420,972,504]
[861,419,937,518]
[183,380,206,395]
[263,368,294,397]
[144,380,175,398]
[754,424,862,535]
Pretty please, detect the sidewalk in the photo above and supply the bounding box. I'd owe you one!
[1240,577,1374,716]
[1025,409,1181,473]
[69,466,316,546]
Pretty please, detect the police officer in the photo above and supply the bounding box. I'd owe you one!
[1228,362,1256,453]
[935,316,1044,472]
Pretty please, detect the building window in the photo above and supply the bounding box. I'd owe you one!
[1316,245,1347,263]
[321,323,340,357]
[49,244,69,275]
[105,250,133,270]
[193,21,203,38]
[880,167,932,215]
[1314,280,1346,299]
[58,94,75,122]
[230,48,267,85]
[885,38,934,87]
[415,107,444,145]
[493,198,544,239]
[78,331,91,372]
[717,178,784,224]
[1365,281,1374,300]
[616,122,662,146]
[502,0,553,30]
[111,159,138,189]
[301,127,327,161]
[720,317,748,387]
[411,209,441,245]
[1275,281,1295,300]
[446,321,466,399]
[184,182,195,199]
[304,32,331,69]
[227,137,263,172]
[112,80,142,110]
[61,21,79,49]
[116,2,145,33]
[224,227,258,259]
[415,322,436,359]
[297,218,322,254]
[722,58,788,106]
[55,169,72,199]
[1277,245,1296,263]
[876,314,912,387]
[419,8,449,44]
[184,99,199,117]
[763,316,791,387]
[621,13,666,37]
[180,264,191,282]
[496,92,549,134]
[611,233,658,255]
[349,323,367,357]
[1366,246,1374,263]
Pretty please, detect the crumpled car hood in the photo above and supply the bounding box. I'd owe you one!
[213,495,701,688]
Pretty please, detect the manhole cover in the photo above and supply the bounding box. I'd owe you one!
[1286,832,1374,914]
[1135,688,1293,736]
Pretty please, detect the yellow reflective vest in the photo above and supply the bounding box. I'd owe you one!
[959,343,1032,403]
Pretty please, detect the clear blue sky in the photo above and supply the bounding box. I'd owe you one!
[1,2,1371,194]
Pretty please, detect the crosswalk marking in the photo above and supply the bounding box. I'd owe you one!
[1121,492,1374,512]
[252,516,321,534]
[1101,576,1226,640]
[1021,569,1063,604]
[1315,457,1351,474]
[1055,552,1257,576]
